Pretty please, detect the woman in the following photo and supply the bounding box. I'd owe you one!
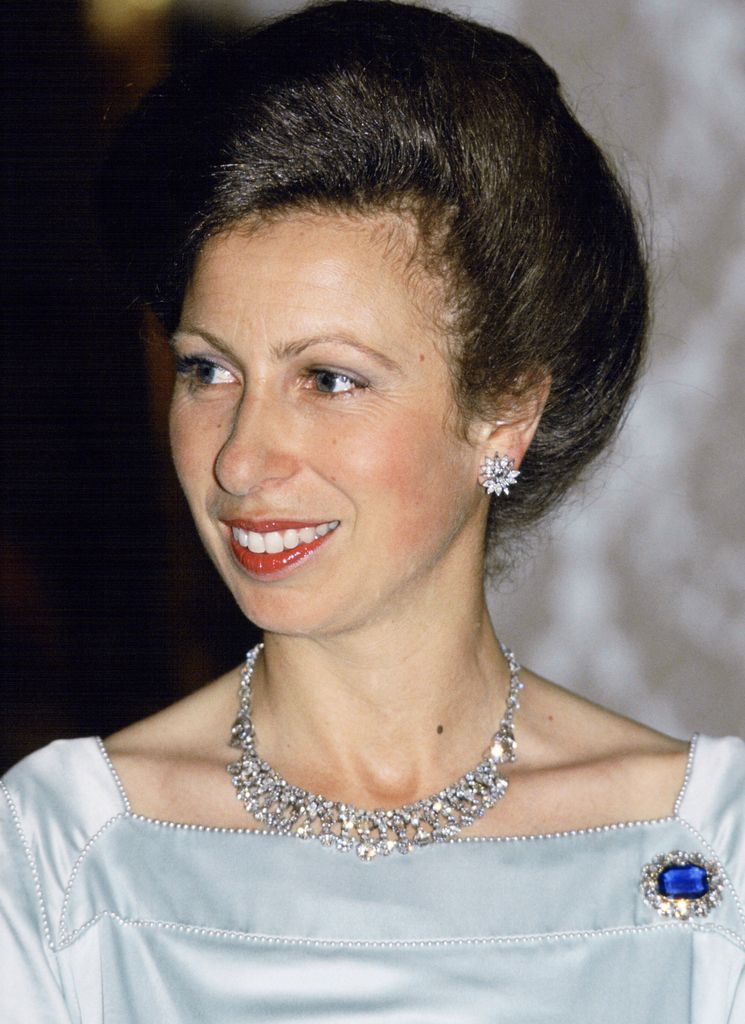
[2,1,743,1019]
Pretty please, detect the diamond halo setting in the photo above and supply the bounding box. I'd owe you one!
[640,850,724,920]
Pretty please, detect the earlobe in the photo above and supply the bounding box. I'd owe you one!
[474,376,550,488]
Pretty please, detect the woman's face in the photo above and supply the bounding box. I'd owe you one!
[169,211,493,638]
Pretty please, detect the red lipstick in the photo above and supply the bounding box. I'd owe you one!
[224,519,338,579]
[227,519,325,533]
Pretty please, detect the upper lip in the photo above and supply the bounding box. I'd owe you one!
[222,518,336,533]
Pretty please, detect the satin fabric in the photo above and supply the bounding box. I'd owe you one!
[2,734,744,1022]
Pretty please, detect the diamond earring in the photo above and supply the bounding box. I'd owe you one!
[479,453,520,496]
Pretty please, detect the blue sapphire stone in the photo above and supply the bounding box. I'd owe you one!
[657,863,709,899]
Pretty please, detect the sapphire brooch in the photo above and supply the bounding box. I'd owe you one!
[640,850,724,920]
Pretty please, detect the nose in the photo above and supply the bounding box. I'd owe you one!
[214,389,299,497]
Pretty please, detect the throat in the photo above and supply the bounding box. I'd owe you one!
[229,642,522,854]
[286,753,450,810]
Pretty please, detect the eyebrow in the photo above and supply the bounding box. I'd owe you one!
[170,325,232,356]
[171,325,402,373]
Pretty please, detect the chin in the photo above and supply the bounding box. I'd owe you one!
[228,584,343,639]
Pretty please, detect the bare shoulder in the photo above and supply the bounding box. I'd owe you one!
[521,667,689,763]
[103,665,246,826]
[105,666,240,759]
[487,667,691,836]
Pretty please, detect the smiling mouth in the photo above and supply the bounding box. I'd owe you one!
[226,520,340,578]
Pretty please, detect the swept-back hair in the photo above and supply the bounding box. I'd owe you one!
[102,0,648,561]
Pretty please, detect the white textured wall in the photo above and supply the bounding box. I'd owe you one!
[468,0,745,740]
[183,0,745,738]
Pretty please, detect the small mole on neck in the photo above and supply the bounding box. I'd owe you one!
[436,724,444,735]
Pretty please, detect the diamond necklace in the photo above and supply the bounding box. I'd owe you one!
[227,642,523,860]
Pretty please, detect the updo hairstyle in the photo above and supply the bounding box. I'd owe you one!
[101,0,649,561]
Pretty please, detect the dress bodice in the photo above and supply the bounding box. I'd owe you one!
[2,733,744,1022]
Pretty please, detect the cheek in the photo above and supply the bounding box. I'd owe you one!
[168,401,222,498]
[334,411,471,550]
[169,404,196,488]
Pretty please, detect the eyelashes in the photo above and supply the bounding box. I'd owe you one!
[174,355,369,397]
[304,369,367,395]
[175,355,235,389]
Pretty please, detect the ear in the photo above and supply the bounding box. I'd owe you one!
[469,377,550,480]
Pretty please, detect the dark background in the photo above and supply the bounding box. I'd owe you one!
[2,0,260,772]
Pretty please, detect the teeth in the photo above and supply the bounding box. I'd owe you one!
[247,532,265,554]
[264,532,284,554]
[232,521,339,553]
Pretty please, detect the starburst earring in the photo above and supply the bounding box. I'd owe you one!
[479,453,520,496]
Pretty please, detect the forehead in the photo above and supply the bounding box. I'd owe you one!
[181,211,450,362]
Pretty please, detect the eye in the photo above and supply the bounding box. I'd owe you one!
[307,369,366,395]
[175,355,236,389]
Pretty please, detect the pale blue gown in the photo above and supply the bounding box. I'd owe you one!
[2,733,744,1022]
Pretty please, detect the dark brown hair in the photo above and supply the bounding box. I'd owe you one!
[102,0,649,560]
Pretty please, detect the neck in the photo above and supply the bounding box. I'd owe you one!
[251,584,511,809]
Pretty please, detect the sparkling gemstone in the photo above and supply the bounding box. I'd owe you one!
[658,863,709,899]
[489,739,505,760]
